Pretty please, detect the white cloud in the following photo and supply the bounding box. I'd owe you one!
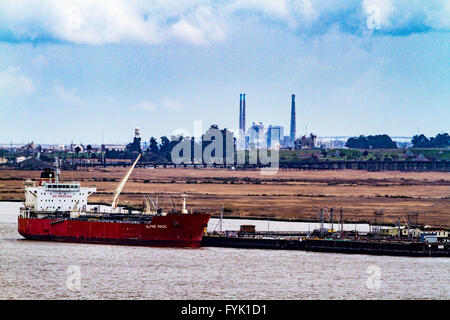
[0,0,224,45]
[171,6,226,44]
[0,0,448,45]
[228,0,291,20]
[53,82,86,108]
[130,97,183,112]
[162,97,183,111]
[131,100,157,112]
[362,0,450,34]
[0,66,35,97]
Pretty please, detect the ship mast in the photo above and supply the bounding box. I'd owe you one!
[111,154,141,209]
[54,157,61,183]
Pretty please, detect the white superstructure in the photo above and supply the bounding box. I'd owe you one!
[24,158,96,212]
[25,181,96,212]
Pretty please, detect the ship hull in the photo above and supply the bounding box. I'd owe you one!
[18,213,210,248]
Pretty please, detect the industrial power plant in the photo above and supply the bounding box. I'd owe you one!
[238,93,316,151]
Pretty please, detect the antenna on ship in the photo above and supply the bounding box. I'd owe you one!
[54,157,61,183]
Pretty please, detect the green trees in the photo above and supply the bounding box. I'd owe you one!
[412,133,449,148]
[160,136,171,154]
[411,134,431,148]
[138,126,237,164]
[345,135,397,149]
[148,137,159,153]
[162,136,183,161]
[126,136,142,153]
[432,133,450,147]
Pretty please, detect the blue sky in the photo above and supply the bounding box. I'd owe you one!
[0,0,449,144]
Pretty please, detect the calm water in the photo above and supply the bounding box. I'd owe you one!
[1,202,449,300]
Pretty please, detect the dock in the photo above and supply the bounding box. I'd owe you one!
[201,235,450,257]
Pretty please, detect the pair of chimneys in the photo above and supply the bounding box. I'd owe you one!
[239,93,246,134]
[238,93,296,148]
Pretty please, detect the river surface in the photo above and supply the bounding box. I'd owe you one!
[1,202,448,299]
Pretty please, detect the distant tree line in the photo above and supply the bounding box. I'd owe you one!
[345,133,450,150]
[15,130,447,166]
[345,135,397,149]
[411,133,449,148]
[122,125,236,163]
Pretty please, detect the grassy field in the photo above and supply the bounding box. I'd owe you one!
[1,167,449,228]
[279,148,450,162]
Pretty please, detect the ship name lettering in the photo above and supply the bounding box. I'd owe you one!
[145,225,167,229]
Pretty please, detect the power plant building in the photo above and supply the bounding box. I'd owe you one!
[247,122,266,150]
[236,93,297,150]
[267,125,284,149]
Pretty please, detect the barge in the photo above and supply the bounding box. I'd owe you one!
[202,235,450,257]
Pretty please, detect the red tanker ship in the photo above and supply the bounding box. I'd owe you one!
[18,156,210,247]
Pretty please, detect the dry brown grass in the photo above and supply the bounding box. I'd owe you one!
[1,168,449,228]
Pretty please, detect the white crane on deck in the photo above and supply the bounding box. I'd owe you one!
[111,154,141,210]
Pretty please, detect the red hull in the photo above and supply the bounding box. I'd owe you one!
[18,214,210,248]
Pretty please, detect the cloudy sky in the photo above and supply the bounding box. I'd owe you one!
[1,0,449,144]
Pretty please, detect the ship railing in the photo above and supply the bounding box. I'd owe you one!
[19,210,155,224]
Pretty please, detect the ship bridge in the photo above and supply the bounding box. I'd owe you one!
[25,180,96,212]
[44,182,81,191]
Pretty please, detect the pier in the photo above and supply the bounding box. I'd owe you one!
[201,235,450,257]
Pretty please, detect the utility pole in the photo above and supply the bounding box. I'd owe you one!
[220,204,224,232]
[320,209,324,238]
[330,208,334,234]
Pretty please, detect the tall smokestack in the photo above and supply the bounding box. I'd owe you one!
[290,94,296,148]
[243,93,246,134]
[239,94,243,133]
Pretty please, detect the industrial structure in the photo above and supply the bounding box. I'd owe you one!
[267,125,284,149]
[238,93,300,150]
[238,93,247,150]
[247,122,266,149]
[289,94,296,149]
